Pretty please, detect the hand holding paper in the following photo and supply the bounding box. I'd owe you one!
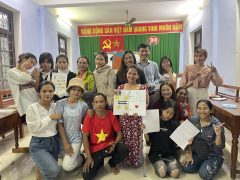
[170,120,200,150]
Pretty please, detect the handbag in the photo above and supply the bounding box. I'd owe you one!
[191,136,213,159]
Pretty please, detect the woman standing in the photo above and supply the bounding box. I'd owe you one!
[26,81,62,179]
[39,52,54,83]
[118,65,149,167]
[159,56,177,87]
[77,56,96,108]
[51,54,76,102]
[180,49,223,115]
[116,50,147,87]
[7,53,39,123]
[182,99,225,180]
[93,52,116,108]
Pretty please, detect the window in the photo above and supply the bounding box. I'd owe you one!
[58,34,67,55]
[194,28,202,51]
[0,6,15,89]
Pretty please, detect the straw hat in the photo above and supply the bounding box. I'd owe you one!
[66,77,85,93]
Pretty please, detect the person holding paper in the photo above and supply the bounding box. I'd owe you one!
[182,99,225,180]
[118,65,149,167]
[147,100,180,178]
[82,93,128,180]
[180,49,223,115]
[51,54,76,102]
[176,87,192,123]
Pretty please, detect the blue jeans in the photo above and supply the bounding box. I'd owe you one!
[29,135,60,180]
[182,153,223,180]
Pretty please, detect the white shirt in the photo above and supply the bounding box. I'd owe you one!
[26,102,57,137]
[7,68,38,116]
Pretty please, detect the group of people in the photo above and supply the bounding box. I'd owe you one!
[7,43,225,180]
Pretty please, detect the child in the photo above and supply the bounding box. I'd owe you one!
[182,99,225,180]
[82,93,128,180]
[147,100,180,178]
[51,54,76,102]
[93,52,116,108]
[176,87,192,123]
[55,77,88,172]
[26,81,62,179]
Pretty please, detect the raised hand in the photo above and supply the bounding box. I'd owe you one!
[213,123,224,136]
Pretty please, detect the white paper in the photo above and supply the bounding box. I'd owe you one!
[142,110,160,134]
[211,97,227,101]
[113,90,146,116]
[221,103,237,109]
[0,109,16,113]
[51,72,67,95]
[170,120,200,150]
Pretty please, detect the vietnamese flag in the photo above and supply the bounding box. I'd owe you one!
[100,36,124,52]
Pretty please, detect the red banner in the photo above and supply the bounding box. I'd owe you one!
[78,21,183,36]
[100,36,124,52]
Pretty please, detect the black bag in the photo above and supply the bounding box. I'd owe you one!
[191,137,212,159]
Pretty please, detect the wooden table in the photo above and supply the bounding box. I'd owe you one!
[0,106,28,153]
[210,99,240,180]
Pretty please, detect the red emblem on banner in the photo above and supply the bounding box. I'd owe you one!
[100,36,124,52]
[147,36,159,46]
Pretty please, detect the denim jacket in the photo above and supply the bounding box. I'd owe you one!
[190,116,225,157]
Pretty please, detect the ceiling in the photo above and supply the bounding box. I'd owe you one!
[34,0,207,25]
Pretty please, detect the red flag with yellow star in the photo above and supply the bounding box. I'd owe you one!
[100,36,124,52]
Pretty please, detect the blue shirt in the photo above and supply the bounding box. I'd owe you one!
[190,116,225,157]
[137,60,160,93]
[55,98,88,144]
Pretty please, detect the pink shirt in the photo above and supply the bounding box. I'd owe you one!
[180,64,223,88]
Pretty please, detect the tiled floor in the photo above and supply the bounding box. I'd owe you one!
[0,126,239,180]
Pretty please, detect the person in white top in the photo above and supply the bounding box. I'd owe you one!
[26,81,62,180]
[7,53,39,123]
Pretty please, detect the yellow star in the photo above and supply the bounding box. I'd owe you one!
[95,129,108,143]
[112,39,120,47]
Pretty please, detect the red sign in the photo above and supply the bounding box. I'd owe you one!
[147,36,159,46]
[100,36,124,52]
[78,21,183,36]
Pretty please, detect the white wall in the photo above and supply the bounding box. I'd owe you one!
[182,0,239,91]
[0,0,80,72]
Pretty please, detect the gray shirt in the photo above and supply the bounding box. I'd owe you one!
[55,98,88,144]
[137,60,160,93]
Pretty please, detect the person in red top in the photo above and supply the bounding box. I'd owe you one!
[82,93,128,180]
